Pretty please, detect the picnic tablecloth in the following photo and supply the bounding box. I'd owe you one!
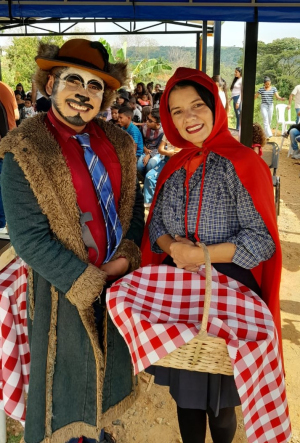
[107,264,292,443]
[0,257,29,424]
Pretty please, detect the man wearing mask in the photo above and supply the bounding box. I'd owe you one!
[0,39,144,443]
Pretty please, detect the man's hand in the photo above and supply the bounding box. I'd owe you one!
[100,257,129,277]
[143,153,150,166]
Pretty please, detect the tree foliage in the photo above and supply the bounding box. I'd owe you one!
[3,35,65,92]
[99,38,172,84]
[132,57,172,82]
[99,38,127,63]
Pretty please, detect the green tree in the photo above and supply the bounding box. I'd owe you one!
[4,35,65,91]
[132,57,172,83]
[99,38,127,63]
[99,38,172,85]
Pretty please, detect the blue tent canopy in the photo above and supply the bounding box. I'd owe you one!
[0,0,300,23]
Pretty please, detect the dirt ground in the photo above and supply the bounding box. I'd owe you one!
[6,135,300,443]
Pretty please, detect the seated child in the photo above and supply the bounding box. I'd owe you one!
[144,136,180,207]
[142,106,151,123]
[137,109,164,177]
[153,91,163,109]
[252,122,266,156]
[137,94,151,107]
[118,106,144,158]
[128,97,142,123]
[23,98,36,118]
[109,104,121,125]
[14,91,25,124]
[116,90,129,106]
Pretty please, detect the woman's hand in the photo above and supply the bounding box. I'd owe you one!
[169,235,203,273]
[100,257,129,277]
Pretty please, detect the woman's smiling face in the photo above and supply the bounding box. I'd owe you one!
[169,85,213,149]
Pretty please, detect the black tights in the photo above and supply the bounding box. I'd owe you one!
[177,405,237,443]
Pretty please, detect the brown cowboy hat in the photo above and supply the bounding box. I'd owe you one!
[35,39,121,90]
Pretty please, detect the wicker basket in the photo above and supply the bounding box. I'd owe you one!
[153,243,233,375]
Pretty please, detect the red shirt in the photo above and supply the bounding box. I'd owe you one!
[45,109,122,267]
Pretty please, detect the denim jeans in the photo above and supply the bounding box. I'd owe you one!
[0,159,6,228]
[144,157,168,204]
[232,95,241,130]
[137,153,162,176]
[289,128,300,151]
[260,103,273,138]
[296,108,300,124]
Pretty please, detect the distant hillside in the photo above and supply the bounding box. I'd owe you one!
[126,45,243,67]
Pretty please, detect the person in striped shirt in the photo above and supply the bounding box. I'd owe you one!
[254,76,285,139]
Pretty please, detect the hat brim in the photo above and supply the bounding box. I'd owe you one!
[35,56,121,90]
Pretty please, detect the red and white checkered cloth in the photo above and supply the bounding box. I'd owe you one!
[107,264,291,443]
[0,257,29,424]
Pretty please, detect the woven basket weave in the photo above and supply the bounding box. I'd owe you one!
[153,243,233,375]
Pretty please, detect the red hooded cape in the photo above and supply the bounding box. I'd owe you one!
[141,68,283,359]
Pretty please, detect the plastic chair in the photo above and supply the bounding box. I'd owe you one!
[262,142,280,217]
[275,104,294,137]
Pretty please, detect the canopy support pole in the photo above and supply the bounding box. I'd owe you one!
[240,21,259,147]
[196,31,201,70]
[213,21,221,75]
[202,21,207,73]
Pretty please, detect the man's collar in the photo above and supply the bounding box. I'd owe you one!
[47,107,100,142]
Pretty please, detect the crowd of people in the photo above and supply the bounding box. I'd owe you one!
[0,38,292,443]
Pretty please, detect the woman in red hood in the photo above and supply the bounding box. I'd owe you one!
[142,68,282,443]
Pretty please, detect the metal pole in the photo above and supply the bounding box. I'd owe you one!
[0,409,6,443]
[213,21,221,76]
[240,22,259,147]
[202,21,207,74]
[196,32,200,70]
[0,48,2,82]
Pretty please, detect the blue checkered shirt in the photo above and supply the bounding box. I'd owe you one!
[149,152,275,269]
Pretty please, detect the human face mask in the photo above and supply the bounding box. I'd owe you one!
[49,67,105,130]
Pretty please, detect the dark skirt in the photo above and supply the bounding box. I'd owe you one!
[146,258,261,415]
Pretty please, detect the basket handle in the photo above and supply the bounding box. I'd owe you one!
[197,243,212,335]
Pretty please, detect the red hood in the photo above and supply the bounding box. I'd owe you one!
[160,67,231,152]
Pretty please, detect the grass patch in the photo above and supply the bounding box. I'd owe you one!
[7,434,23,443]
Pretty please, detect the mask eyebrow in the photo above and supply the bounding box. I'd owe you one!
[62,73,84,83]
[87,79,103,89]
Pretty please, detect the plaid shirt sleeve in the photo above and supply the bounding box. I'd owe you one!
[226,174,276,269]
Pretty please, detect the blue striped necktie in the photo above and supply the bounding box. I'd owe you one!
[74,133,122,263]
